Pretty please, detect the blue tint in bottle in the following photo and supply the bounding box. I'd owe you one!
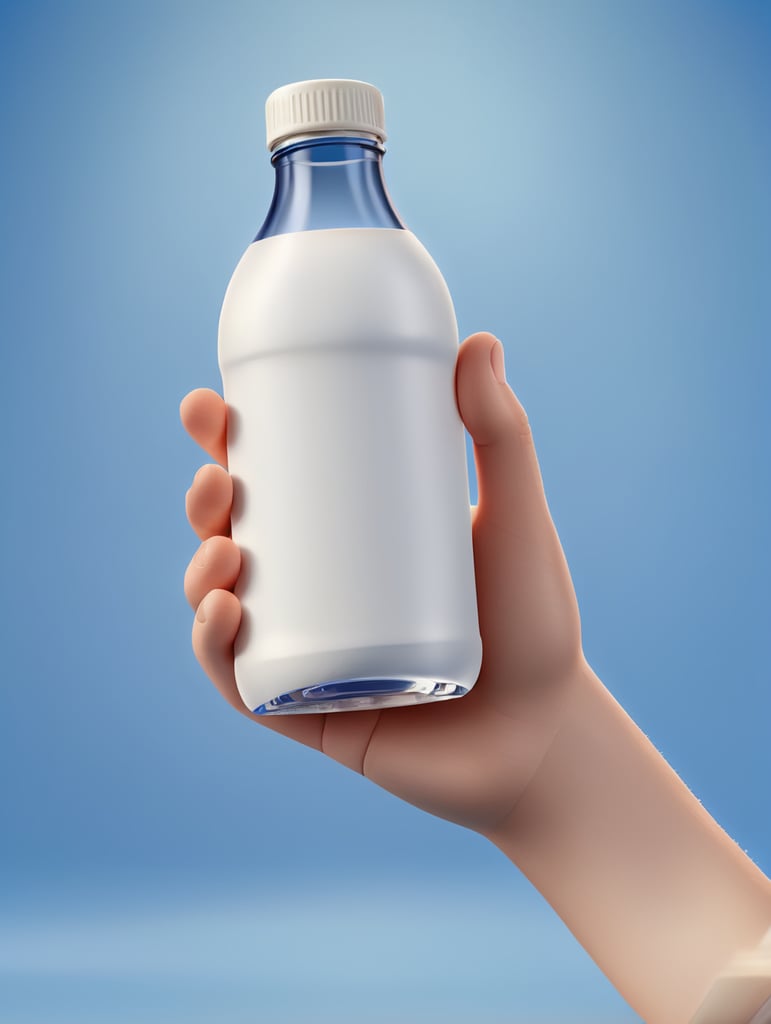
[217,79,482,714]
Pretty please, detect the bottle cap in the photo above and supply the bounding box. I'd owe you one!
[265,79,387,153]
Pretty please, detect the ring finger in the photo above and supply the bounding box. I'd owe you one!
[184,535,241,611]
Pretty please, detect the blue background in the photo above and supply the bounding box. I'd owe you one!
[1,1,769,1021]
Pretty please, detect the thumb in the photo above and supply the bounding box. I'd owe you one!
[455,332,550,534]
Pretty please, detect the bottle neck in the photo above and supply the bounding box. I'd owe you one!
[254,135,406,242]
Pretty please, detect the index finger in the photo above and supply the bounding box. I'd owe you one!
[180,388,228,468]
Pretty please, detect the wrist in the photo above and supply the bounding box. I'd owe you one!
[483,658,771,1023]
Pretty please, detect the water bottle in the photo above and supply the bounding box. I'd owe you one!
[217,78,482,714]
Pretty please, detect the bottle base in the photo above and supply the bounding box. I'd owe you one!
[252,675,469,715]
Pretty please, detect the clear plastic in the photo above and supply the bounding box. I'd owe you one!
[255,135,406,240]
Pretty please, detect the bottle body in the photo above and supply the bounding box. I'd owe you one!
[218,226,482,714]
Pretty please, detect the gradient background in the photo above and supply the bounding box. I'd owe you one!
[1,1,769,1021]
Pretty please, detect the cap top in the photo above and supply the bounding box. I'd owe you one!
[265,79,387,153]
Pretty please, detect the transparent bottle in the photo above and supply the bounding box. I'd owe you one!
[218,79,482,714]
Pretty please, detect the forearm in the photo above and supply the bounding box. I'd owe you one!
[484,658,771,1024]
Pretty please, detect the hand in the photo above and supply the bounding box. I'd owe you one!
[180,332,584,833]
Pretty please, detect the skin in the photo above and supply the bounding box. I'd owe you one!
[180,330,583,833]
[181,330,771,1021]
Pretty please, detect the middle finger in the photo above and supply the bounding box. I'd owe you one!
[186,463,233,540]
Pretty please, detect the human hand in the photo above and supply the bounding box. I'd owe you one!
[180,331,584,833]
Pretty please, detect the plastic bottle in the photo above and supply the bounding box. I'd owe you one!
[217,79,482,714]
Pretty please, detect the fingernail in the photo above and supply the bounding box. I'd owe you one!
[490,340,506,383]
[196,598,208,623]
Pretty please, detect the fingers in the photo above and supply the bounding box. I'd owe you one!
[180,388,228,467]
[185,463,233,540]
[191,589,328,752]
[191,589,252,718]
[184,535,241,611]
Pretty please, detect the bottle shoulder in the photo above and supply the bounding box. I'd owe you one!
[236,227,433,275]
[218,228,458,363]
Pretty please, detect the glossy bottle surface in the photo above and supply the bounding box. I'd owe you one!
[217,135,482,714]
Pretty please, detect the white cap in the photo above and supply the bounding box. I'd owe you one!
[265,79,387,153]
